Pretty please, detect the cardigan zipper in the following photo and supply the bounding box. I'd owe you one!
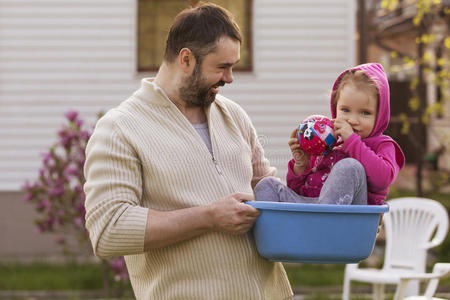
[212,155,223,175]
[211,154,236,194]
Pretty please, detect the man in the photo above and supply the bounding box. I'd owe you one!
[84,3,293,299]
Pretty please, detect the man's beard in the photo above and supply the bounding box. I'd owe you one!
[179,64,225,107]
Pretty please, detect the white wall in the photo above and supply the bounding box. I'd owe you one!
[0,0,355,190]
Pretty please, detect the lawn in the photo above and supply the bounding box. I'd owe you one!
[0,261,106,290]
[1,260,449,295]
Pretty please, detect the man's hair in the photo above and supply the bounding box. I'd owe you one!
[163,2,242,64]
[332,69,379,108]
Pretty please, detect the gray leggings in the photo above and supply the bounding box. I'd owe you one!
[254,158,367,205]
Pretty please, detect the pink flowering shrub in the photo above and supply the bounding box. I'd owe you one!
[23,111,128,284]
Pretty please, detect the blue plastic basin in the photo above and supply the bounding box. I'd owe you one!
[246,201,389,264]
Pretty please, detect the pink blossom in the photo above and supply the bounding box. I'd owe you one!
[109,257,129,282]
[77,203,86,217]
[24,192,33,202]
[65,111,78,122]
[42,152,53,166]
[49,186,64,197]
[80,130,90,140]
[75,118,83,127]
[37,199,51,211]
[22,181,30,190]
[64,166,79,178]
[74,185,83,194]
[74,217,83,227]
[37,222,46,233]
[46,216,55,231]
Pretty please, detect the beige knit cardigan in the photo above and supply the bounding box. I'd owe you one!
[84,78,293,299]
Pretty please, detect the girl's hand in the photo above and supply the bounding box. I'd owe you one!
[333,118,354,141]
[288,128,310,175]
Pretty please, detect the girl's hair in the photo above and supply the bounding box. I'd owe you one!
[332,69,379,109]
[163,3,242,65]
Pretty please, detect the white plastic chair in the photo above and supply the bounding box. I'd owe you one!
[343,197,449,300]
[394,263,450,300]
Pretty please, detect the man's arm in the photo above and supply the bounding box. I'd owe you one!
[144,192,259,250]
[85,113,260,257]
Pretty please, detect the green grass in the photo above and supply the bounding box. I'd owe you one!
[0,261,106,290]
[285,262,450,289]
[0,260,448,299]
[285,263,345,286]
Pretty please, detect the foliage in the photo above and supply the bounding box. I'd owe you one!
[22,111,129,288]
[378,0,450,195]
[23,111,90,251]
[362,0,450,196]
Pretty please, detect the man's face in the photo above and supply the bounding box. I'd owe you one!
[179,36,240,107]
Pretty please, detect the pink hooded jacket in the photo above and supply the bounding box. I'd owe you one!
[287,63,405,205]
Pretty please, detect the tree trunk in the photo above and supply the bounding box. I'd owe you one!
[416,20,427,197]
[101,259,111,298]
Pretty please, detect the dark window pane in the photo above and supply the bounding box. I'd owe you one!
[137,0,252,72]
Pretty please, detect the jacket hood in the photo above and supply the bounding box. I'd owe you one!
[330,63,390,138]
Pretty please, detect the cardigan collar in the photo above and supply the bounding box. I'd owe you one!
[133,78,173,107]
[134,77,228,115]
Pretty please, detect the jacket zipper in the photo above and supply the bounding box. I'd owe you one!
[211,154,236,194]
[212,155,223,175]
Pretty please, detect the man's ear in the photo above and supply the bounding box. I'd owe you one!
[178,48,196,73]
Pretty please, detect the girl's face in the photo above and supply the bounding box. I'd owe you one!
[335,84,377,139]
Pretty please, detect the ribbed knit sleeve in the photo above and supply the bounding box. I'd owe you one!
[84,113,148,259]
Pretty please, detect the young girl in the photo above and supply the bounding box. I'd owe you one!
[255,63,405,205]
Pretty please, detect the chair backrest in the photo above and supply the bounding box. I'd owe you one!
[383,197,449,273]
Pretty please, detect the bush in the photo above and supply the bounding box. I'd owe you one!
[22,111,129,292]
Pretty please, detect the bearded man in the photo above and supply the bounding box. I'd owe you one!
[83,3,293,299]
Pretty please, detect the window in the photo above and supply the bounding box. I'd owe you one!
[137,0,252,72]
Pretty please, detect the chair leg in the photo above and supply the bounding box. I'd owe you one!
[373,283,385,300]
[406,279,419,296]
[342,277,351,300]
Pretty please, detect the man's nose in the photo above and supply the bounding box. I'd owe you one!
[222,68,233,84]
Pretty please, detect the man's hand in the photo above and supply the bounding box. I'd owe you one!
[207,192,260,235]
[288,128,310,175]
[332,118,354,141]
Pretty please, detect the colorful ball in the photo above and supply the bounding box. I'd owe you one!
[297,115,336,155]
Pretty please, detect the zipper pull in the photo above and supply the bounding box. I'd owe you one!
[212,156,223,175]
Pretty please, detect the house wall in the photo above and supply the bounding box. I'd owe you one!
[0,0,356,191]
[0,0,356,259]
[0,191,67,261]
